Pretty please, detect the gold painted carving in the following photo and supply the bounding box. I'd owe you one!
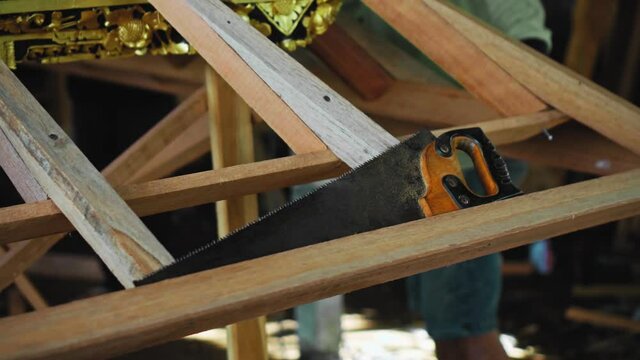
[0,4,193,68]
[0,0,342,68]
[231,0,342,51]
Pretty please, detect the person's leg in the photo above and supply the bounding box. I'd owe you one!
[435,331,508,360]
[408,254,508,359]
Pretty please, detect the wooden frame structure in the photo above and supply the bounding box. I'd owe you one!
[0,0,639,358]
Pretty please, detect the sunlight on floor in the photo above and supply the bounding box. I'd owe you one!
[185,314,542,359]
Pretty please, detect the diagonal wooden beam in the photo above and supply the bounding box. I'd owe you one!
[0,61,173,288]
[362,0,547,116]
[419,0,640,155]
[296,49,502,127]
[103,87,207,184]
[127,113,210,183]
[148,0,327,155]
[0,110,566,245]
[0,86,220,291]
[0,125,67,295]
[13,275,48,311]
[0,169,638,359]
[0,246,48,311]
[150,0,398,167]
[309,24,395,101]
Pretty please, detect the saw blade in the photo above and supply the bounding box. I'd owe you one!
[136,130,435,286]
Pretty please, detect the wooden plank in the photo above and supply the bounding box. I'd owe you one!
[295,50,502,126]
[206,68,267,360]
[309,25,394,100]
[227,318,268,360]
[13,275,48,311]
[566,307,640,333]
[0,111,566,244]
[103,87,207,184]
[0,247,47,310]
[6,288,26,316]
[0,110,564,245]
[422,0,640,155]
[335,16,455,86]
[0,239,59,291]
[150,0,396,167]
[501,123,640,176]
[0,125,69,292]
[128,114,210,183]
[0,61,173,288]
[0,128,47,202]
[295,48,501,126]
[148,0,327,155]
[0,169,638,359]
[0,151,345,245]
[352,82,501,127]
[362,0,547,116]
[0,89,211,291]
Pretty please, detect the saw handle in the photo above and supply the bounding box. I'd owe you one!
[419,128,521,216]
[441,134,500,197]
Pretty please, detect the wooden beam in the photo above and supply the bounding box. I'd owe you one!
[0,170,638,359]
[309,25,394,100]
[0,248,47,311]
[13,275,48,311]
[148,0,327,155]
[352,82,501,127]
[0,89,210,291]
[362,0,547,116]
[501,123,640,176]
[421,0,640,155]
[0,238,59,292]
[150,0,398,167]
[0,110,564,245]
[206,68,268,360]
[127,114,210,183]
[0,151,345,245]
[103,87,207,184]
[566,307,640,333]
[0,123,69,292]
[0,61,173,288]
[296,50,502,126]
[334,16,453,86]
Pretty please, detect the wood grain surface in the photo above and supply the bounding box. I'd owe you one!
[150,0,398,167]
[422,0,640,155]
[0,169,638,359]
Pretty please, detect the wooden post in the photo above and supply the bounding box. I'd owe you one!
[206,67,268,360]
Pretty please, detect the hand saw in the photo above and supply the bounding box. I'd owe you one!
[136,128,520,286]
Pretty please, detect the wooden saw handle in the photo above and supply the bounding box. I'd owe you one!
[418,128,522,216]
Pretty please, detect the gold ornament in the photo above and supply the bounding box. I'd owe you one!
[0,0,343,68]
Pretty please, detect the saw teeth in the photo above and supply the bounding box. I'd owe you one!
[139,131,430,283]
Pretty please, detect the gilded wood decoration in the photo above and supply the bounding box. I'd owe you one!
[0,0,342,68]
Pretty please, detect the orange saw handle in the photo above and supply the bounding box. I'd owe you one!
[418,128,521,216]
